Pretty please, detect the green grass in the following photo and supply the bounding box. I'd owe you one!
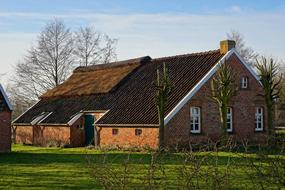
[0,144,284,189]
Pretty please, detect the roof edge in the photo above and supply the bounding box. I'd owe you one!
[95,123,159,127]
[164,49,233,125]
[12,101,39,124]
[0,84,13,111]
[153,49,220,61]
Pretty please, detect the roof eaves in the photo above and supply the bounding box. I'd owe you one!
[95,123,159,128]
[12,101,39,124]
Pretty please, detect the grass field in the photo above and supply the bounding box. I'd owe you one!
[0,144,284,189]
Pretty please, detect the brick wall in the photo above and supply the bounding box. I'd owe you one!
[16,126,33,144]
[165,54,268,147]
[99,127,159,149]
[70,118,85,147]
[0,111,11,152]
[33,126,70,146]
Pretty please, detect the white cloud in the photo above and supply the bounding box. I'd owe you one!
[0,33,36,86]
[0,9,285,87]
[227,6,242,13]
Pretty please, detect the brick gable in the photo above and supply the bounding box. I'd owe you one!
[165,54,267,147]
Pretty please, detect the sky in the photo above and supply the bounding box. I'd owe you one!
[0,0,285,86]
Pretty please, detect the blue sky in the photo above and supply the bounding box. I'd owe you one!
[0,0,285,86]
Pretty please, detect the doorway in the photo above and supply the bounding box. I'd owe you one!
[84,114,95,146]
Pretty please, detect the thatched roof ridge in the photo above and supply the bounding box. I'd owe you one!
[74,56,151,73]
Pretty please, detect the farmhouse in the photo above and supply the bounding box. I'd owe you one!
[0,84,12,152]
[13,40,267,148]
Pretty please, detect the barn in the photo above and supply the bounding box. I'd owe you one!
[13,40,268,148]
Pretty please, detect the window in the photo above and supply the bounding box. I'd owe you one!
[241,77,248,89]
[135,129,142,136]
[76,124,83,129]
[112,128,119,135]
[226,107,233,132]
[255,107,264,131]
[190,107,201,133]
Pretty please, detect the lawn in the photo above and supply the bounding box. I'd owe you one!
[0,144,284,189]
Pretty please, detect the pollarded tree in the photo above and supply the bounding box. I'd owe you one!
[255,57,282,137]
[154,63,172,150]
[211,60,237,135]
[73,26,117,66]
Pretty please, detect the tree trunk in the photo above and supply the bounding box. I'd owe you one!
[267,103,275,143]
[219,104,228,136]
[158,100,165,150]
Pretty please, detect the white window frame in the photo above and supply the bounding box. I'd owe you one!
[255,107,264,131]
[190,107,201,133]
[241,77,248,89]
[226,107,233,132]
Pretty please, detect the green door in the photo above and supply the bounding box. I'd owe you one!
[84,114,95,145]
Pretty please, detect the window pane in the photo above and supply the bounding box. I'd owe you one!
[193,108,197,115]
[195,124,199,130]
[227,108,231,114]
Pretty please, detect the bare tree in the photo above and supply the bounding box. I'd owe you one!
[211,61,237,136]
[13,19,74,100]
[255,57,282,138]
[73,26,117,66]
[227,30,257,65]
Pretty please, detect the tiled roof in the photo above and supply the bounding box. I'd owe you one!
[96,50,223,125]
[13,50,223,125]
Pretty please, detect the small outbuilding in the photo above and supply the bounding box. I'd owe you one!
[0,84,12,152]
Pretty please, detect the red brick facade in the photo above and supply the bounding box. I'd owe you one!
[0,111,11,152]
[165,54,268,147]
[16,117,87,147]
[33,126,70,146]
[99,127,158,149]
[16,125,70,146]
[16,126,33,144]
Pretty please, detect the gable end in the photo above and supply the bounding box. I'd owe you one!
[164,49,262,125]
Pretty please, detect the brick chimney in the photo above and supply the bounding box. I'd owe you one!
[220,40,236,54]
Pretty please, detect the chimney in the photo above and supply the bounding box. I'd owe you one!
[220,40,236,54]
